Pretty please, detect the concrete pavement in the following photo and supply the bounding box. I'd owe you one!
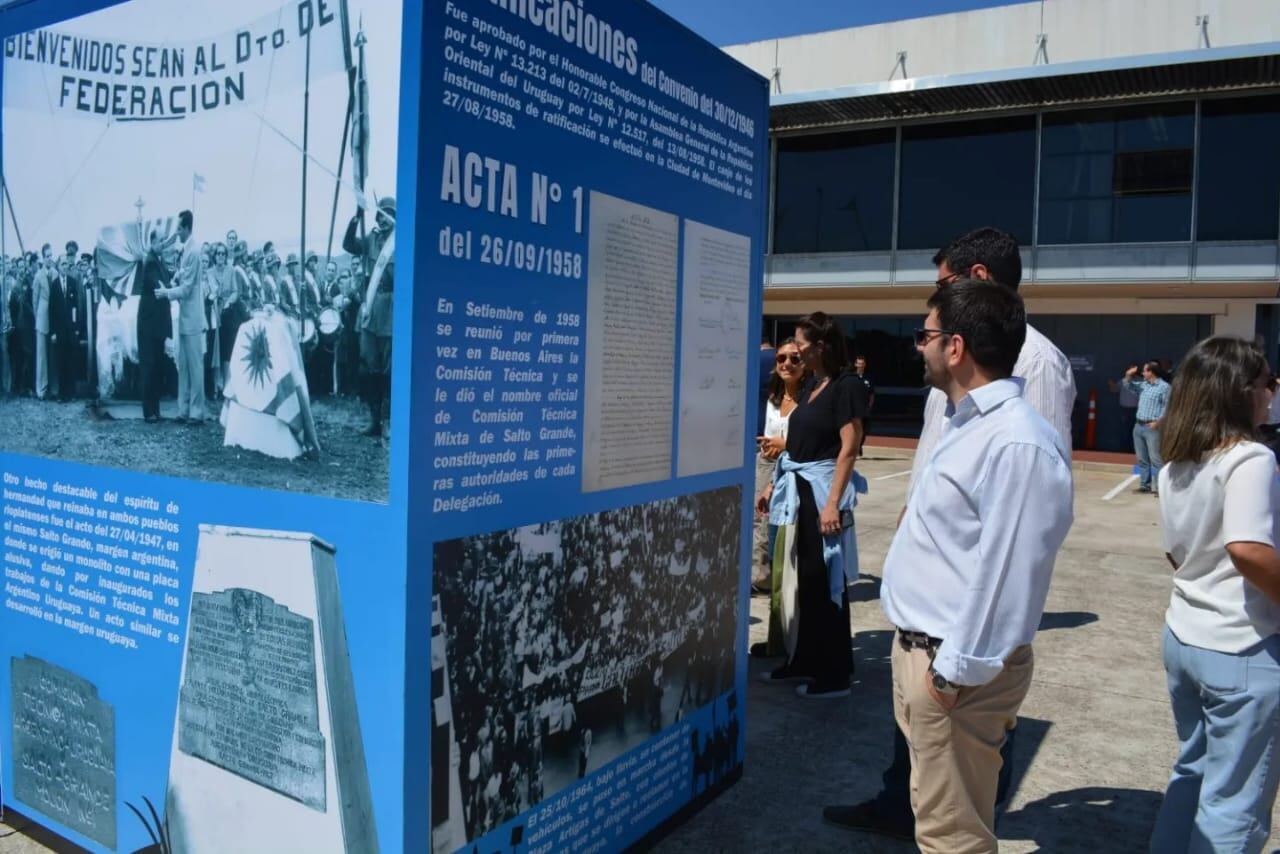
[656,448,1280,853]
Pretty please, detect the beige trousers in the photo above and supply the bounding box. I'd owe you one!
[892,634,1034,854]
[176,333,205,421]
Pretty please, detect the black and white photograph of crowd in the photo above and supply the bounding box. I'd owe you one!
[0,0,400,503]
[434,486,742,841]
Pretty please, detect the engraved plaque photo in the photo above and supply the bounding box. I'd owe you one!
[177,588,326,810]
[10,655,117,849]
[166,526,377,854]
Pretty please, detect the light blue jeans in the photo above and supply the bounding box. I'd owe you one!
[1134,422,1163,489]
[1150,627,1280,853]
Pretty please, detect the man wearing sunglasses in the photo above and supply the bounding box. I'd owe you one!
[824,227,1076,841]
[884,279,1072,853]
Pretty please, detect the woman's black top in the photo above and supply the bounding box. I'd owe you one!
[785,372,870,463]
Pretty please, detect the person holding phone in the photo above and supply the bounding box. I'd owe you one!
[751,337,805,656]
[756,312,868,699]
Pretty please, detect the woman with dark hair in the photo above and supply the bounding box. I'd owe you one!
[751,337,805,657]
[1151,336,1280,852]
[756,312,868,698]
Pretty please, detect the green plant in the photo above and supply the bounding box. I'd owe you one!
[126,795,171,854]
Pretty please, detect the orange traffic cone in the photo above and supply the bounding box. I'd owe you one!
[1085,388,1098,450]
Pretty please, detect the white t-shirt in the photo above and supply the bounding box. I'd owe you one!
[1160,440,1280,653]
[763,398,792,440]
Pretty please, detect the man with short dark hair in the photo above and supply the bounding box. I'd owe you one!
[825,226,1076,841]
[885,279,1073,853]
[1120,360,1171,494]
[322,259,339,300]
[51,257,77,401]
[62,248,90,397]
[137,230,173,422]
[932,227,1022,292]
[924,227,1075,464]
[32,251,54,399]
[853,355,874,456]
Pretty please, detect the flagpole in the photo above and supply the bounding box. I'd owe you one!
[326,92,354,265]
[354,25,370,283]
[301,27,312,290]
[3,178,25,256]
[327,0,356,267]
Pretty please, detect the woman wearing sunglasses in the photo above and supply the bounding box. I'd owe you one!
[756,312,869,698]
[751,338,806,657]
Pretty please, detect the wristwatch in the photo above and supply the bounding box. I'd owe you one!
[929,666,960,695]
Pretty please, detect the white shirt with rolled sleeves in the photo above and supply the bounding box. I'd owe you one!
[882,378,1075,686]
[908,323,1076,497]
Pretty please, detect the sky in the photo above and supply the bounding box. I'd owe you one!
[649,0,1034,46]
[2,0,400,258]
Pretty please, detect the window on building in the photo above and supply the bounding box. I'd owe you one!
[1197,95,1280,241]
[1039,103,1195,244]
[897,116,1036,251]
[772,129,895,254]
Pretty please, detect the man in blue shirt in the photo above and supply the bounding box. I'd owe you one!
[1121,361,1171,494]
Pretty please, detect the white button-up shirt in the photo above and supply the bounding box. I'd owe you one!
[882,378,1074,686]
[909,323,1076,497]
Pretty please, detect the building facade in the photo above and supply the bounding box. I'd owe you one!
[724,0,1280,450]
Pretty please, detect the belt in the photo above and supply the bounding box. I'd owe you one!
[897,629,943,653]
[1139,419,1158,426]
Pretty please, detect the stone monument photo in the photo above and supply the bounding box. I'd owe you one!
[164,526,377,853]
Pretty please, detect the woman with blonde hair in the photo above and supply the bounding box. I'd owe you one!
[1151,336,1280,853]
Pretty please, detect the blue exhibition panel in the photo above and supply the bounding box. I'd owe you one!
[0,1,766,851]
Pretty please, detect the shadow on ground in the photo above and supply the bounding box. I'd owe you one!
[849,574,882,603]
[999,786,1162,853]
[1039,611,1099,631]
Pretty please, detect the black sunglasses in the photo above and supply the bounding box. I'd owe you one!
[775,353,802,366]
[914,327,958,346]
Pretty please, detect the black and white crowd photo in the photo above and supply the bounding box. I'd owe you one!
[432,486,743,842]
[0,0,400,503]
